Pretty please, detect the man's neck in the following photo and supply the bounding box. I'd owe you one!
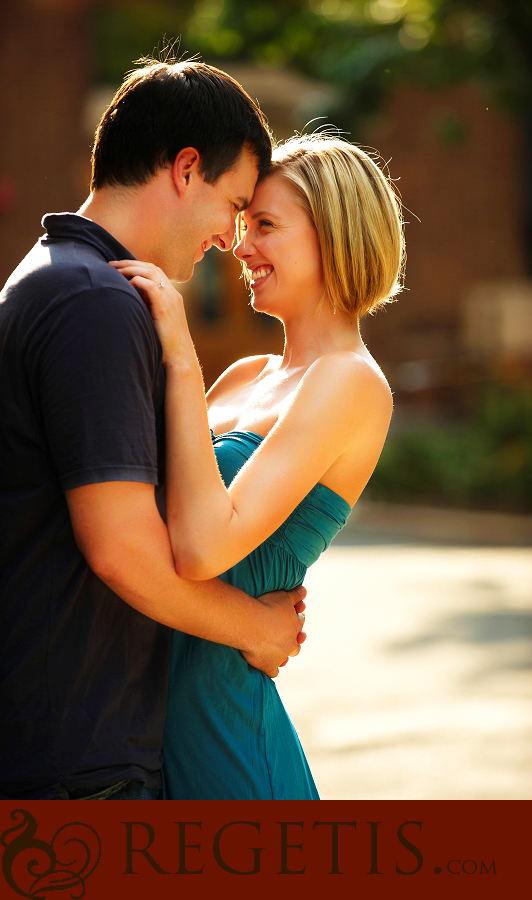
[77,188,148,259]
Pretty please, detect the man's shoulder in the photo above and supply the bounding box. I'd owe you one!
[6,242,121,296]
[1,240,141,330]
[2,212,136,305]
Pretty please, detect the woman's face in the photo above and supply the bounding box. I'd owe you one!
[233,173,324,319]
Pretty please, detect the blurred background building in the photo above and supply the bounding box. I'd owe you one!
[1,0,530,801]
[2,0,531,513]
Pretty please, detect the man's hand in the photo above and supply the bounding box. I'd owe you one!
[241,585,307,678]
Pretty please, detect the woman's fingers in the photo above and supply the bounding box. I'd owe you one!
[126,274,162,295]
[109,259,163,278]
[109,259,186,325]
[108,260,177,304]
[109,260,196,369]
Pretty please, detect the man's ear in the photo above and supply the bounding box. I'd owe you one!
[172,147,202,198]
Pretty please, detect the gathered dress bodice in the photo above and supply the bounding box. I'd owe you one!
[161,429,352,800]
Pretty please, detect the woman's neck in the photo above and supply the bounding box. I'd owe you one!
[279,305,365,370]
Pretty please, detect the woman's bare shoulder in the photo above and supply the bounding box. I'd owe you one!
[306,350,392,409]
[206,354,276,401]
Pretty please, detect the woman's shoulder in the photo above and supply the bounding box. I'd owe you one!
[305,349,393,410]
[206,354,277,401]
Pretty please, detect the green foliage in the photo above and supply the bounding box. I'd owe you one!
[92,1,532,133]
[91,3,190,82]
[367,385,532,512]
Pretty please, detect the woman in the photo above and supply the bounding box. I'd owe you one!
[111,135,404,799]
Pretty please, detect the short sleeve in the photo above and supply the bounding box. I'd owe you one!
[27,286,163,491]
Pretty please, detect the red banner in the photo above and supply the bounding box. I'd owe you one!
[0,800,527,899]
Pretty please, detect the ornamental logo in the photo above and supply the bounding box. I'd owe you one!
[1,809,101,898]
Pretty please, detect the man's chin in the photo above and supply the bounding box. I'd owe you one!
[172,263,196,284]
[171,249,205,283]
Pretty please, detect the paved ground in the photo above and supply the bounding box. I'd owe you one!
[275,503,532,800]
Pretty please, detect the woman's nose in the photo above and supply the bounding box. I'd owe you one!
[233,233,253,261]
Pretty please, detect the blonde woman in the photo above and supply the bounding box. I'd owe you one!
[111,136,404,799]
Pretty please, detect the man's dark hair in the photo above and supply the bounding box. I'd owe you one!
[90,60,272,191]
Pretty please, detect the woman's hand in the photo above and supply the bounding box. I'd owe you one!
[109,259,195,369]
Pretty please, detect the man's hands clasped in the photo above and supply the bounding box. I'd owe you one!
[242,585,307,679]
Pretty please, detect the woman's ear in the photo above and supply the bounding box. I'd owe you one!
[172,147,201,198]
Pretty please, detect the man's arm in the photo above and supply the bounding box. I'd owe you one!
[66,480,305,678]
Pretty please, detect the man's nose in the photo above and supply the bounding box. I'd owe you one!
[213,221,236,252]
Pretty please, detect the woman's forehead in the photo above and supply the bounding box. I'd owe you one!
[248,172,300,213]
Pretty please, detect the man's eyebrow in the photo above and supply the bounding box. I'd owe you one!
[235,196,249,211]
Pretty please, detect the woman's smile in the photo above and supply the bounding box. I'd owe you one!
[249,265,274,285]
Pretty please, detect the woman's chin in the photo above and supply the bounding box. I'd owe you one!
[251,301,282,323]
[250,294,267,311]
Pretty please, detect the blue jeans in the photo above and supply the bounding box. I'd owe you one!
[53,779,160,800]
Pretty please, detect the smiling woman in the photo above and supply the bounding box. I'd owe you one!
[243,135,405,318]
[111,134,405,800]
[234,174,324,320]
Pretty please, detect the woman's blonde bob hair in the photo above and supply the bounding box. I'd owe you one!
[252,134,405,318]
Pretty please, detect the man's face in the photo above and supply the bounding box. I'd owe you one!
[172,145,260,282]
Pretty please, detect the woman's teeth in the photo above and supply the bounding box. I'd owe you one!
[251,267,273,281]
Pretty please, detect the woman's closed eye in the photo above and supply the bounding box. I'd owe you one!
[237,218,274,238]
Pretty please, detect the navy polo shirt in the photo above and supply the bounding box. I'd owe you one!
[0,213,170,798]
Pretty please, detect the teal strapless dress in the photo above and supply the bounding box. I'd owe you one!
[162,430,351,800]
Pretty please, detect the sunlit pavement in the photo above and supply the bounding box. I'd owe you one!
[276,506,532,800]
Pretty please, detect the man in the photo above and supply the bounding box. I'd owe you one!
[0,60,305,800]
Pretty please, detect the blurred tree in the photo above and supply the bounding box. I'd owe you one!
[94,2,532,117]
[93,0,532,264]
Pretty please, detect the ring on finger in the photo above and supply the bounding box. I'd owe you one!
[158,282,165,288]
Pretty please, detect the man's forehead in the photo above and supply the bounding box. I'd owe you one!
[229,146,260,201]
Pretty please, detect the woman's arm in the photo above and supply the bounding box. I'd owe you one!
[66,479,306,678]
[109,260,392,580]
